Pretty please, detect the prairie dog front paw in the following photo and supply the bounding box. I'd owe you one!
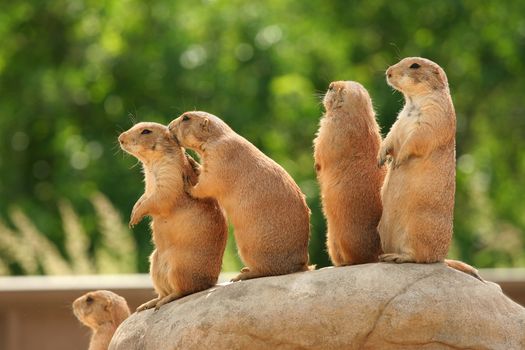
[378,145,392,167]
[129,197,148,227]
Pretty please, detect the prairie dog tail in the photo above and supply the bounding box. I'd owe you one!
[445,259,484,282]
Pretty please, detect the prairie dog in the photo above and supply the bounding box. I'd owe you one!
[72,290,130,350]
[314,81,385,266]
[378,57,460,263]
[168,111,311,281]
[119,122,227,310]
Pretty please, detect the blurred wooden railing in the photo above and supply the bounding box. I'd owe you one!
[0,269,523,350]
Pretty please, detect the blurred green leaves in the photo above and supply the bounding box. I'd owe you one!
[0,0,524,274]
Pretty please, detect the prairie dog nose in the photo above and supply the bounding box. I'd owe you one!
[118,134,126,144]
[386,67,393,78]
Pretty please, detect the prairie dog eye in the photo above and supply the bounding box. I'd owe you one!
[141,129,152,135]
[409,63,421,69]
[86,296,94,304]
[182,115,191,121]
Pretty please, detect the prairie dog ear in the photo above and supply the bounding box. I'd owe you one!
[104,299,113,313]
[107,296,130,326]
[200,118,209,132]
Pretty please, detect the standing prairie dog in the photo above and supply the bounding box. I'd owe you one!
[378,57,481,279]
[119,122,227,310]
[72,290,130,350]
[314,81,385,266]
[168,111,311,281]
[378,57,456,263]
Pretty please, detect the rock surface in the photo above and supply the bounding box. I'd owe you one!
[110,263,525,350]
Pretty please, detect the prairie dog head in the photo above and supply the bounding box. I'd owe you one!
[118,122,179,163]
[72,290,130,330]
[386,57,449,96]
[323,80,374,115]
[167,111,231,150]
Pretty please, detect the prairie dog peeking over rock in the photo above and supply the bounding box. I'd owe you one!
[314,81,385,266]
[168,111,311,281]
[72,290,130,350]
[119,122,227,310]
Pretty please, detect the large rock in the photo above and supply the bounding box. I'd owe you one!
[110,263,525,350]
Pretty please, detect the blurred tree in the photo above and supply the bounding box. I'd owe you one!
[0,0,524,274]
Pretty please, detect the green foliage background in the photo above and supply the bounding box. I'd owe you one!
[1,0,524,274]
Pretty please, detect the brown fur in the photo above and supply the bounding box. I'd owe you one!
[168,112,311,281]
[119,122,227,310]
[378,57,481,280]
[72,290,130,350]
[378,57,455,263]
[314,81,385,266]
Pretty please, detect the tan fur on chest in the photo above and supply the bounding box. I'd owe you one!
[143,167,156,197]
